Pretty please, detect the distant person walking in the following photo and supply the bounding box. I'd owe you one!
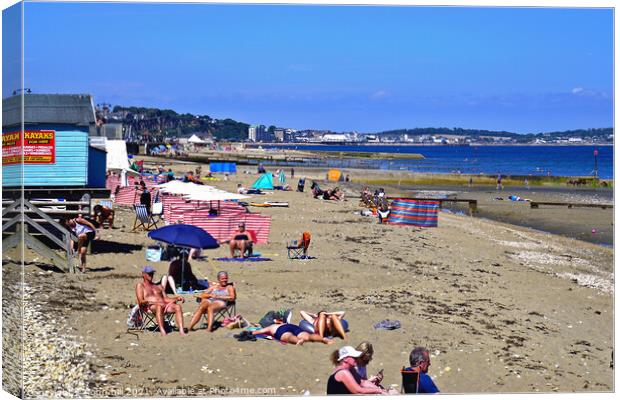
[496,174,503,191]
[468,177,473,187]
[524,179,530,190]
[291,168,295,179]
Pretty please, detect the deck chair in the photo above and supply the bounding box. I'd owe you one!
[127,304,175,334]
[201,283,237,327]
[133,204,159,231]
[287,231,311,259]
[401,367,420,394]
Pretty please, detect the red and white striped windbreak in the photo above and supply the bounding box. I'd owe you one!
[162,193,270,243]
[183,212,271,244]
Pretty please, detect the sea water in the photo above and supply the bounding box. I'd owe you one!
[261,145,613,179]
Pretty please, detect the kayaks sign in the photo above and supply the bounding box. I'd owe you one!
[2,130,56,165]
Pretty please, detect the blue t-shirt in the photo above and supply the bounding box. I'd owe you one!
[418,373,439,393]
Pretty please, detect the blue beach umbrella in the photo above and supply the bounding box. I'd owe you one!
[148,224,220,249]
[148,224,220,287]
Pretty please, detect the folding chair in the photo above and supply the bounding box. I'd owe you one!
[201,283,237,328]
[133,204,159,231]
[127,304,175,334]
[151,201,164,226]
[401,367,420,394]
[287,231,311,259]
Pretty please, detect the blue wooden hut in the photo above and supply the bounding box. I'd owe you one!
[2,93,106,188]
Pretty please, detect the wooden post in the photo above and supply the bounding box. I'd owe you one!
[468,200,477,216]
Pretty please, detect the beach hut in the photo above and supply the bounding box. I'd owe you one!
[388,199,439,227]
[2,94,106,188]
[327,169,344,182]
[252,173,274,190]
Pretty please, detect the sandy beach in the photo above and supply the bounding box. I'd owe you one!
[3,158,614,397]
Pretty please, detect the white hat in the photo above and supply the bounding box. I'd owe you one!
[338,346,363,361]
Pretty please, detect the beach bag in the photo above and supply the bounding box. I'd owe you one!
[127,305,143,328]
[222,315,247,329]
[258,309,292,327]
[146,245,163,262]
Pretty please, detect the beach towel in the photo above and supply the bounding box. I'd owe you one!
[373,319,401,330]
[250,202,289,207]
[388,199,439,227]
[215,257,272,262]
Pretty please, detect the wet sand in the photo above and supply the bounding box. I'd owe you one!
[3,159,614,397]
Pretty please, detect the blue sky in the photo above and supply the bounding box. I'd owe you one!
[8,3,614,133]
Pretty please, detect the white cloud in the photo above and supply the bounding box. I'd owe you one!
[371,90,389,99]
[571,87,584,94]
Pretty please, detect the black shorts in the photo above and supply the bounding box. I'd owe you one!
[74,231,96,250]
[234,234,249,241]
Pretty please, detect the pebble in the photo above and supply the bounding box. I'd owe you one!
[3,282,96,397]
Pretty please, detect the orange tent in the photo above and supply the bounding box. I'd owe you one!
[327,169,344,181]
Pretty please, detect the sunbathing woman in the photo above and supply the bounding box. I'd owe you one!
[300,310,347,340]
[252,322,333,345]
[219,223,253,258]
[188,271,235,332]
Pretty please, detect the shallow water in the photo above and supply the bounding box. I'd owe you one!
[260,145,614,179]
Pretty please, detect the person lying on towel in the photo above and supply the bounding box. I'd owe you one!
[251,322,333,345]
[300,310,347,340]
[237,184,262,195]
[219,223,253,258]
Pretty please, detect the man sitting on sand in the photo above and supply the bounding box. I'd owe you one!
[251,322,333,345]
[300,310,347,340]
[219,223,253,258]
[404,346,439,393]
[135,266,187,337]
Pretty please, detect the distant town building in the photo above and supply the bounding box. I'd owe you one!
[248,125,257,141]
[274,128,286,142]
[248,124,267,142]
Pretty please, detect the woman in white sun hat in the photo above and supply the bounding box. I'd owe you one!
[326,346,389,395]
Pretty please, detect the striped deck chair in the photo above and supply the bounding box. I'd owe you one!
[133,204,159,231]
